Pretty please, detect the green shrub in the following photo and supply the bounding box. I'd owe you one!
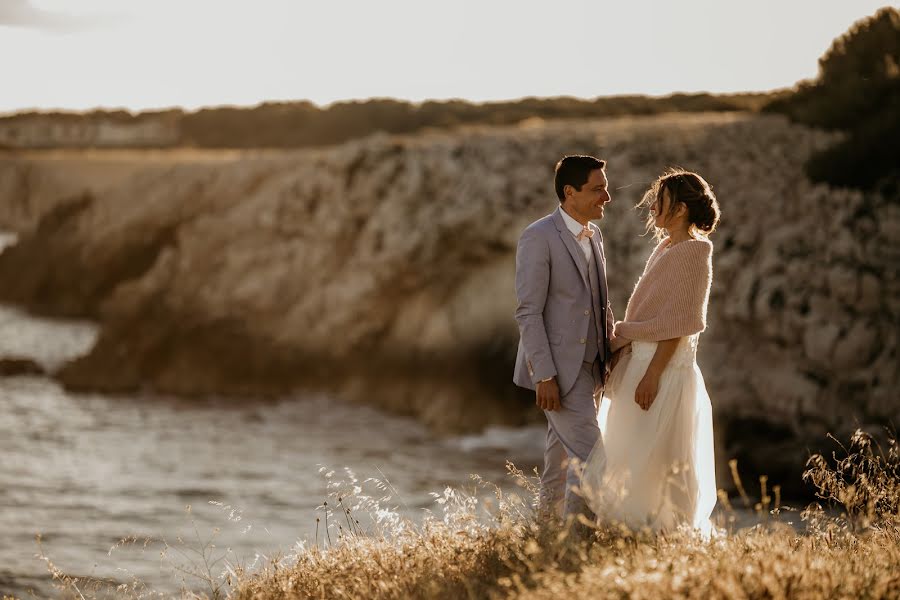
[764,7,900,190]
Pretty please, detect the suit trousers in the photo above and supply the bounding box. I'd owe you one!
[540,357,607,520]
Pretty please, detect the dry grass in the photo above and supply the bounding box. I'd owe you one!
[511,524,900,600]
[230,431,900,600]
[35,430,900,600]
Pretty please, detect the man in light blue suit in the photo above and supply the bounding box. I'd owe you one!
[513,155,615,522]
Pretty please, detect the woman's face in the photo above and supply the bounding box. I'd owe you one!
[651,188,670,228]
[651,187,685,230]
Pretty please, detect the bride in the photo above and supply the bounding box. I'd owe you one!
[582,169,721,536]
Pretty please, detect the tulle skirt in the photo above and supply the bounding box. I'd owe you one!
[582,335,718,536]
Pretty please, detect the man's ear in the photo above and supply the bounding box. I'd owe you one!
[563,184,573,199]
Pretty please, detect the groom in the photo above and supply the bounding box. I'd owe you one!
[513,155,615,521]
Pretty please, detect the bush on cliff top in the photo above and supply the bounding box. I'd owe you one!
[764,7,900,190]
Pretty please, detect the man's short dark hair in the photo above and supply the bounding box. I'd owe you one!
[554,155,606,202]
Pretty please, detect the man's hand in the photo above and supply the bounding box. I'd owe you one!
[536,377,561,412]
[635,370,660,411]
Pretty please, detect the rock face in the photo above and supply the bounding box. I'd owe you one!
[0,112,896,494]
[0,357,45,377]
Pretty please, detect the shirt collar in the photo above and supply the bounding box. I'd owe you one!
[559,206,586,238]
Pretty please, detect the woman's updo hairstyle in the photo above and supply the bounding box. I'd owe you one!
[639,168,721,240]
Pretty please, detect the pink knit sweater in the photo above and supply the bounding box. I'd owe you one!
[611,237,713,352]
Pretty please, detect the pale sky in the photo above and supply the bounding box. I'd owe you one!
[0,0,892,113]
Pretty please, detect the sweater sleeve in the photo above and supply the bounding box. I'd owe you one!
[614,239,712,342]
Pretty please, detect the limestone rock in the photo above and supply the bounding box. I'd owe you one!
[827,265,859,306]
[833,320,880,369]
[803,322,841,365]
[0,112,896,497]
[858,272,881,312]
[0,356,45,377]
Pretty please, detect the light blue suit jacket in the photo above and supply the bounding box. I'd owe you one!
[513,207,614,396]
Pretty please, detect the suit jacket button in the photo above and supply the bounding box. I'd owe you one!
[580,338,586,344]
[584,309,590,315]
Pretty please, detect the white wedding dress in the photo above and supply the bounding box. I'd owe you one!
[582,334,717,536]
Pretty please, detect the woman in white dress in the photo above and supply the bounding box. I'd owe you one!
[582,169,721,536]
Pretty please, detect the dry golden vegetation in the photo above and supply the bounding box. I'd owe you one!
[0,92,780,151]
[34,430,900,600]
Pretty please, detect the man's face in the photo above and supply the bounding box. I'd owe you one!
[564,168,611,222]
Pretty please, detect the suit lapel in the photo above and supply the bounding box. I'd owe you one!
[552,208,589,287]
[589,228,605,283]
[589,226,609,303]
[589,226,611,354]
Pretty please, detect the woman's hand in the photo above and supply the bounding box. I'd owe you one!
[634,338,681,411]
[635,370,661,411]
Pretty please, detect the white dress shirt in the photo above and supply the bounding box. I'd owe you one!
[560,207,592,262]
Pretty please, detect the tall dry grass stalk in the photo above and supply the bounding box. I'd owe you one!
[31,430,900,599]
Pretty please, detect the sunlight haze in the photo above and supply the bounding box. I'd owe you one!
[0,0,892,113]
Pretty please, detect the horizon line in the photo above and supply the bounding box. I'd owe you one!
[0,87,794,119]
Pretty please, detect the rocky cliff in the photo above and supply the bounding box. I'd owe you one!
[1,112,896,493]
